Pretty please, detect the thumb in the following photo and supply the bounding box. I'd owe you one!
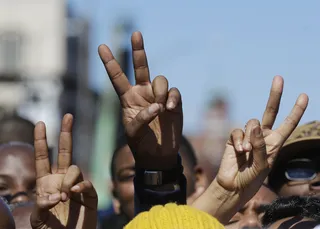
[250,125,268,171]
[30,193,61,227]
[125,103,161,137]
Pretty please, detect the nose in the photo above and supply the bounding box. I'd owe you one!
[310,174,320,192]
[10,192,30,204]
[238,215,262,229]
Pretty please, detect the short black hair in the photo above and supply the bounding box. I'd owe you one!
[0,115,35,145]
[179,135,197,169]
[110,135,197,180]
[262,196,320,227]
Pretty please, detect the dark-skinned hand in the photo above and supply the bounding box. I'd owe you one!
[98,32,183,170]
[30,114,98,229]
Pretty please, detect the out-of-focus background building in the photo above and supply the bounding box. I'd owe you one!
[1,0,320,211]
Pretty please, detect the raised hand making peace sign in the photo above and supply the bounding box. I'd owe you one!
[30,114,98,229]
[98,32,183,170]
[192,76,308,224]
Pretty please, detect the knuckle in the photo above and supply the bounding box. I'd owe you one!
[266,105,278,115]
[112,70,124,80]
[284,116,297,126]
[253,139,266,149]
[248,119,260,125]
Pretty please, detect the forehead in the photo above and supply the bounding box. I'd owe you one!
[0,146,34,169]
[251,186,278,204]
[114,145,135,170]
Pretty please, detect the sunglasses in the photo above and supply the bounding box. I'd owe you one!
[285,158,319,181]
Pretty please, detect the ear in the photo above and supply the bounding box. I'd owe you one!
[194,165,208,195]
[110,181,121,214]
[187,165,208,205]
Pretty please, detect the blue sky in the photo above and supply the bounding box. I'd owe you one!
[69,0,320,134]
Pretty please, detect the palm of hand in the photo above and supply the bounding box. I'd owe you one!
[31,115,98,229]
[217,143,267,193]
[36,174,72,227]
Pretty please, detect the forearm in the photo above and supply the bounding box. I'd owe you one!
[191,179,241,225]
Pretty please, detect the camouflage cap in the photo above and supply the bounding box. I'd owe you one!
[268,121,320,190]
[282,120,320,148]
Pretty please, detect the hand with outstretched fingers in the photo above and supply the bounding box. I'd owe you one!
[98,31,183,170]
[30,114,98,229]
[192,76,308,224]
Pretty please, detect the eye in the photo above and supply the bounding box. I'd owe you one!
[119,173,135,182]
[0,184,9,192]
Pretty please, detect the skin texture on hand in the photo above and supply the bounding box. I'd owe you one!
[98,32,183,170]
[30,114,98,229]
[192,76,308,224]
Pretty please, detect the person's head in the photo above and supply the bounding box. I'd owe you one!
[11,202,33,229]
[262,196,320,229]
[0,196,15,229]
[0,142,36,204]
[226,184,278,229]
[110,137,135,219]
[179,136,207,204]
[124,203,224,229]
[268,121,320,197]
[0,115,34,145]
[110,135,205,219]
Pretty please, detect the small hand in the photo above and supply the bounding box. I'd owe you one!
[30,114,98,229]
[98,32,183,170]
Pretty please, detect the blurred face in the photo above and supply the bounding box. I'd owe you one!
[112,145,135,220]
[267,217,319,229]
[0,197,15,229]
[0,145,36,204]
[226,186,278,229]
[112,144,204,219]
[276,152,320,197]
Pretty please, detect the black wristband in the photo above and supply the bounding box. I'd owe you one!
[135,154,183,185]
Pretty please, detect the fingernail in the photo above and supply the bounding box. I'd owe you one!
[148,103,159,114]
[71,185,80,192]
[167,101,174,109]
[49,193,60,201]
[61,192,68,201]
[238,143,243,151]
[254,126,262,137]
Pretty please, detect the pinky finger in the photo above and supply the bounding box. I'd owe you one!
[166,87,182,112]
[71,180,97,198]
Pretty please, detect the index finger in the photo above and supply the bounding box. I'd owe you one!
[34,122,51,179]
[276,93,309,141]
[261,76,284,130]
[98,44,131,96]
[57,114,73,174]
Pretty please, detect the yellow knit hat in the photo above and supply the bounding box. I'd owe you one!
[124,203,225,229]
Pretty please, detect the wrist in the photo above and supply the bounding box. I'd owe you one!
[135,155,178,170]
[135,153,180,170]
[135,154,183,188]
[192,179,240,224]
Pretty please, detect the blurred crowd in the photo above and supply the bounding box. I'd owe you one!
[0,30,320,229]
[1,1,320,229]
